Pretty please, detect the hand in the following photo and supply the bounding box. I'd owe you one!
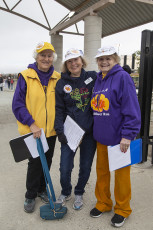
[30,123,41,139]
[120,138,131,153]
[58,133,67,144]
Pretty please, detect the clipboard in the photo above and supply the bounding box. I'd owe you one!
[127,138,142,166]
[108,138,142,171]
[9,133,33,162]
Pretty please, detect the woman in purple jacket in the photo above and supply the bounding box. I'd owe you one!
[90,46,141,227]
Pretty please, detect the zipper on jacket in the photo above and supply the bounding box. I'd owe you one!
[40,79,47,136]
[45,93,47,136]
[38,79,48,136]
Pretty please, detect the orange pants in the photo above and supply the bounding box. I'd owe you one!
[95,142,132,218]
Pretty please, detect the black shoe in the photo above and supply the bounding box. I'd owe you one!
[38,191,49,203]
[90,207,103,218]
[24,198,35,213]
[111,214,126,227]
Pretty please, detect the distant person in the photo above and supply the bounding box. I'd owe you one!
[10,77,14,90]
[122,65,132,74]
[12,42,60,213]
[122,65,138,93]
[4,77,8,88]
[90,46,141,227]
[8,76,11,89]
[55,48,97,210]
[0,74,3,91]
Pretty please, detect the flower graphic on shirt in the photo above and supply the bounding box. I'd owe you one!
[91,94,109,112]
[70,88,90,112]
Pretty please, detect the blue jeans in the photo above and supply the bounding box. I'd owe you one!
[60,132,96,196]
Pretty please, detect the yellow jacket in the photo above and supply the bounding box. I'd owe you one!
[17,68,60,137]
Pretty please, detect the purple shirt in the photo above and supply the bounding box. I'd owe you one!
[91,64,141,146]
[12,63,54,127]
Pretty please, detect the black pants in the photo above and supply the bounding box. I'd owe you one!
[25,136,56,199]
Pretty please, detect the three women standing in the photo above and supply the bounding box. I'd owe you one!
[12,42,141,228]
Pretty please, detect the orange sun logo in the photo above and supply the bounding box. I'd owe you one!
[91,94,109,112]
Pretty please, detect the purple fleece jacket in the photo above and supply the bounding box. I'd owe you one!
[91,64,141,146]
[12,63,54,126]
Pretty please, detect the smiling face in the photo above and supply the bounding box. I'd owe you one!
[36,50,54,72]
[97,55,117,74]
[66,57,83,77]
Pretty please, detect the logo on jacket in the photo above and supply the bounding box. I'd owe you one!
[70,88,90,112]
[64,85,72,93]
[91,94,109,112]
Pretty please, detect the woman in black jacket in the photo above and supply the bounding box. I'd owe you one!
[55,48,96,210]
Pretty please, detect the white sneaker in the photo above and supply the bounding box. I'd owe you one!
[55,194,71,206]
[73,195,83,210]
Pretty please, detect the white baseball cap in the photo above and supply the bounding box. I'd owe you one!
[64,48,83,62]
[95,46,117,58]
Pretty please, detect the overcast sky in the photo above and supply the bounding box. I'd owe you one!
[1,0,153,74]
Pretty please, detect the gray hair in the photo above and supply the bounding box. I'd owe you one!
[33,50,57,62]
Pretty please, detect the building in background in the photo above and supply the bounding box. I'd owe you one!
[120,54,140,71]
[120,54,140,89]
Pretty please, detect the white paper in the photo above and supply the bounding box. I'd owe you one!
[24,128,49,158]
[64,115,85,152]
[108,144,131,172]
[84,77,93,85]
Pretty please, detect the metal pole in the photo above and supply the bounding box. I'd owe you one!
[139,30,153,162]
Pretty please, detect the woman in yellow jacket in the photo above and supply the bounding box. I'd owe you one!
[12,42,60,213]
